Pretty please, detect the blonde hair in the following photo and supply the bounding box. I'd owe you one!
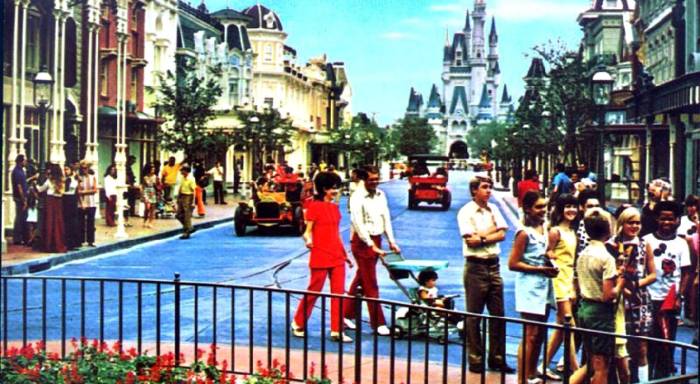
[615,206,641,238]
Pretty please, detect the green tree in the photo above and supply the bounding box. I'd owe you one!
[330,113,386,166]
[392,116,437,157]
[532,40,595,165]
[467,120,509,158]
[148,61,225,160]
[232,107,296,177]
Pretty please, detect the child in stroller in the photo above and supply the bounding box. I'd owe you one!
[417,270,455,310]
[381,253,462,342]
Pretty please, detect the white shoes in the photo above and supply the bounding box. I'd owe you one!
[343,318,357,330]
[291,321,304,337]
[376,325,391,336]
[330,332,353,343]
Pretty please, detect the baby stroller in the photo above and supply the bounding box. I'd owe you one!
[155,189,177,219]
[381,253,462,343]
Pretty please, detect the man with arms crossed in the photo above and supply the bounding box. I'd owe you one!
[457,175,514,374]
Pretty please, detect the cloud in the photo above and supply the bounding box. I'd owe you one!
[489,0,583,22]
[380,32,415,40]
[430,0,584,23]
[429,3,463,13]
[400,17,431,28]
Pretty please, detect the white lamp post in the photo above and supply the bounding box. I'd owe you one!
[33,67,54,167]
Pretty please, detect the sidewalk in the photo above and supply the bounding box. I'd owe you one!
[1,194,242,276]
[492,182,520,226]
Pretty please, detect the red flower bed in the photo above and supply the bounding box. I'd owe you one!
[0,338,334,384]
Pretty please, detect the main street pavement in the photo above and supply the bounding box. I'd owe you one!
[3,170,696,380]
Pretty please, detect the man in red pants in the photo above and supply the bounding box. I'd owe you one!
[344,165,400,336]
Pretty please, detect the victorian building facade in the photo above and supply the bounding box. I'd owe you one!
[405,0,512,159]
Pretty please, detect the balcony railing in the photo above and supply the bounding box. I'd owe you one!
[1,275,697,383]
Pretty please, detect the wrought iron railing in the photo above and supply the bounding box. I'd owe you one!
[1,275,697,383]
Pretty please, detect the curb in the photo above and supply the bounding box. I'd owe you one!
[2,216,234,276]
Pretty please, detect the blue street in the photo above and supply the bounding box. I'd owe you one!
[3,171,696,372]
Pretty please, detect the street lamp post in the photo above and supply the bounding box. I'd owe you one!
[33,66,54,168]
[248,115,259,178]
[591,66,613,207]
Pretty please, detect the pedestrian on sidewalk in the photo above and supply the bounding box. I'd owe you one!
[103,165,118,227]
[517,169,540,210]
[193,160,207,217]
[11,154,30,246]
[508,190,558,383]
[77,160,98,247]
[292,171,354,343]
[141,163,158,228]
[176,165,196,239]
[161,156,182,201]
[457,175,514,374]
[207,161,226,204]
[550,163,573,201]
[640,178,672,237]
[62,164,81,250]
[36,164,67,253]
[344,165,400,337]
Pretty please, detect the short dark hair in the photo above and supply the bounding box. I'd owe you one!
[522,190,542,212]
[181,165,191,173]
[313,171,342,200]
[524,169,537,180]
[15,154,25,163]
[654,200,682,218]
[417,270,438,286]
[363,165,379,175]
[469,175,493,196]
[584,208,611,240]
[555,163,565,173]
[550,193,579,226]
[578,189,598,208]
[354,168,368,181]
[684,195,699,210]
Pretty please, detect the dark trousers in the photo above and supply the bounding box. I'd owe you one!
[62,194,80,249]
[13,200,28,244]
[176,194,193,233]
[345,234,386,329]
[649,300,678,379]
[463,259,506,367]
[105,195,116,226]
[233,176,240,194]
[78,207,96,245]
[213,181,224,203]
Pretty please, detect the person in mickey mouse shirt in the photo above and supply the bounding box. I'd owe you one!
[642,200,692,379]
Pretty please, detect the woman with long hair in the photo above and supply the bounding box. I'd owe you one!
[508,190,558,383]
[292,171,354,343]
[542,193,580,379]
[606,206,656,383]
[104,164,118,227]
[62,164,81,250]
[141,163,157,228]
[36,164,67,253]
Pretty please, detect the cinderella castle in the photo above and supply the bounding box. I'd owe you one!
[405,0,514,158]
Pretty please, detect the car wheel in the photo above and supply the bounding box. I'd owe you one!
[441,191,451,211]
[234,207,247,236]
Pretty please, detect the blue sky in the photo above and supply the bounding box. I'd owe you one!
[208,0,589,125]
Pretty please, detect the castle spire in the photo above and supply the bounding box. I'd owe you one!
[464,10,471,31]
[500,85,511,103]
[489,17,497,44]
[444,27,450,46]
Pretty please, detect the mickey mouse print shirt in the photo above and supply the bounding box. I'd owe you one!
[642,233,691,301]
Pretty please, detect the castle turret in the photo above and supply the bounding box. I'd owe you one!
[405,87,423,117]
[498,84,514,123]
[463,10,471,58]
[476,83,493,123]
[470,0,486,64]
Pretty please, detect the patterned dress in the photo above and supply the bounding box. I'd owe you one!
[142,174,158,204]
[605,236,653,336]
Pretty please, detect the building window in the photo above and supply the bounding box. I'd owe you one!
[264,97,273,108]
[100,62,108,96]
[264,44,273,62]
[27,12,41,72]
[130,68,137,101]
[228,80,239,106]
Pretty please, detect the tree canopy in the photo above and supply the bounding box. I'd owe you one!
[148,61,224,160]
[391,116,437,157]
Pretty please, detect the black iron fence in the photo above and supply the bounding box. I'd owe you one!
[1,275,697,383]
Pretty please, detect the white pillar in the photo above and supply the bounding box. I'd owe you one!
[7,0,21,176]
[669,117,676,186]
[50,9,61,165]
[85,24,93,159]
[57,10,67,166]
[90,24,100,165]
[18,0,29,155]
[645,126,652,183]
[113,24,128,239]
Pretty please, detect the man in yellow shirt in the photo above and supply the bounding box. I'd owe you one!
[176,165,196,239]
[161,156,182,201]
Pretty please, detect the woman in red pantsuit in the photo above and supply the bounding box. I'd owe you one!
[292,171,353,343]
[36,164,67,253]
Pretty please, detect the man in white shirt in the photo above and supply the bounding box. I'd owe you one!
[344,165,400,336]
[207,161,226,204]
[456,175,513,374]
